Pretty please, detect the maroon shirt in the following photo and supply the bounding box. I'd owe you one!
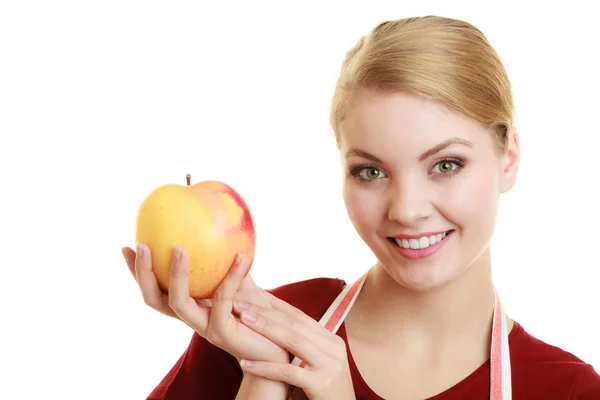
[147,277,600,399]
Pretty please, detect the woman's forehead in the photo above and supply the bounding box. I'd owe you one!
[338,93,491,158]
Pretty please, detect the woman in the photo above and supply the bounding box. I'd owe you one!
[122,15,600,399]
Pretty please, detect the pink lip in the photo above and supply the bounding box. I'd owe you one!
[389,230,454,260]
[391,230,449,240]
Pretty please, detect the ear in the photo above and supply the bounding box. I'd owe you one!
[500,126,520,193]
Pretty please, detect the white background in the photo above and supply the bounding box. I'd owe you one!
[1,1,599,399]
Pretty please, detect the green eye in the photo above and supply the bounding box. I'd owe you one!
[356,167,387,180]
[432,160,459,174]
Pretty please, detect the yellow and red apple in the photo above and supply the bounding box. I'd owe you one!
[135,174,256,299]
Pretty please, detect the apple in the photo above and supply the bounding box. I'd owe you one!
[135,174,256,299]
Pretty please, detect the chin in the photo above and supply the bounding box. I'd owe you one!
[378,256,464,293]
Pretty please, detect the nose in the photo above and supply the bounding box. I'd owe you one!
[387,179,433,226]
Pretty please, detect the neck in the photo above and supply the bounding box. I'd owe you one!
[346,248,510,362]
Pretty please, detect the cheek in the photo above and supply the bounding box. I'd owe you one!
[443,169,500,224]
[343,183,380,234]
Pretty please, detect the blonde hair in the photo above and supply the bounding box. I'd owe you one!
[330,16,514,153]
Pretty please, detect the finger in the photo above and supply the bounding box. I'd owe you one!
[196,299,213,307]
[237,270,258,292]
[235,275,274,311]
[210,253,250,329]
[133,243,177,319]
[240,359,313,391]
[168,246,210,331]
[262,291,335,340]
[233,301,328,352]
[122,247,137,280]
[238,308,328,368]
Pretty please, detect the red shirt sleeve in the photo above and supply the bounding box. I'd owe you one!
[146,332,243,400]
[571,364,600,400]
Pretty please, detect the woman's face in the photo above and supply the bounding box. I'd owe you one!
[339,90,520,292]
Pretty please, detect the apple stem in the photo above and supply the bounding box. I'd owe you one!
[186,174,191,186]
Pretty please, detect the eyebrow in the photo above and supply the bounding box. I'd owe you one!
[344,137,473,163]
[417,137,473,161]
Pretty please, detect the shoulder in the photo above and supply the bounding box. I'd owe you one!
[571,364,600,399]
[509,322,600,399]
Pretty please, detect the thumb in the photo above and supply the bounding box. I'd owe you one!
[234,262,272,308]
[122,247,137,279]
[230,251,254,290]
[238,270,257,291]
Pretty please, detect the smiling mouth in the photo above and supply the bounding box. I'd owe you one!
[387,230,454,250]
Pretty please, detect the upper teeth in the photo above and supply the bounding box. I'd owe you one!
[395,231,448,250]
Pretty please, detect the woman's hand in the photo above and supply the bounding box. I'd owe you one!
[122,243,289,364]
[233,292,356,400]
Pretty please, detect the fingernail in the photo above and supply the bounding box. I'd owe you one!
[240,359,253,368]
[234,300,249,310]
[137,243,144,259]
[241,312,256,323]
[235,253,245,265]
[173,246,182,262]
